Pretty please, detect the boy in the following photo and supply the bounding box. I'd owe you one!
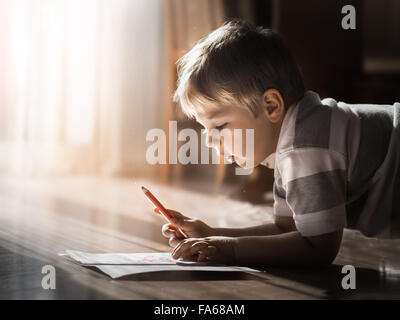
[159,21,400,267]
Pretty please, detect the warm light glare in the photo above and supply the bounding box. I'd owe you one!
[10,0,96,146]
[0,0,165,176]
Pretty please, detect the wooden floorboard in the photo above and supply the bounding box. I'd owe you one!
[1,175,399,299]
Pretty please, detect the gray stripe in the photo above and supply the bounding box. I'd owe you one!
[286,169,346,215]
[337,102,361,184]
[278,148,346,187]
[293,102,332,149]
[327,99,348,157]
[349,104,393,192]
[391,103,400,238]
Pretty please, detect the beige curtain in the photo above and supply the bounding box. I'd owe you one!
[0,0,167,177]
[0,0,226,178]
[167,0,225,56]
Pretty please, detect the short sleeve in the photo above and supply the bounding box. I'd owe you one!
[273,180,293,217]
[277,148,348,236]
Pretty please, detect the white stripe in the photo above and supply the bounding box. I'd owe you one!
[294,204,346,237]
[273,197,293,217]
[277,148,346,188]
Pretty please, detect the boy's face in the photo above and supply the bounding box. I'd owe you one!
[195,101,275,169]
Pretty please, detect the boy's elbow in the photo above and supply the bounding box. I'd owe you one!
[306,229,343,267]
[313,250,338,267]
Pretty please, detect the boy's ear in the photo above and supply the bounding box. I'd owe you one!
[261,89,285,123]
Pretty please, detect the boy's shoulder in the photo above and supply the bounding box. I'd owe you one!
[277,91,395,158]
[274,92,348,187]
[276,91,347,157]
[274,91,398,187]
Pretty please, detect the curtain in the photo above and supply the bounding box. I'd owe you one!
[0,0,167,177]
[0,0,227,178]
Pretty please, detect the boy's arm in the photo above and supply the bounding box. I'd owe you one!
[214,216,297,237]
[161,210,295,247]
[172,227,343,267]
[234,228,343,267]
[232,147,347,266]
[213,178,297,238]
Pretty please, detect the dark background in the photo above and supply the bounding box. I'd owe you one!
[224,0,400,104]
[198,0,400,203]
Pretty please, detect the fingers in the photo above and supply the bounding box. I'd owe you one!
[164,209,190,229]
[198,245,217,262]
[161,223,178,238]
[171,239,217,262]
[182,242,210,260]
[164,209,187,221]
[172,240,208,260]
[155,208,187,228]
[161,223,186,247]
[161,223,184,247]
[169,236,185,247]
[172,238,192,259]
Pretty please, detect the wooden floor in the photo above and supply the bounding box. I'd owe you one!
[0,175,399,299]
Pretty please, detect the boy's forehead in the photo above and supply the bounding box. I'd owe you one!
[195,101,231,120]
[198,108,225,120]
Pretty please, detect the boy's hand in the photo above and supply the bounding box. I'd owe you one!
[171,236,238,265]
[158,209,214,247]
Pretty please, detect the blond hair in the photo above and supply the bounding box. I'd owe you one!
[173,20,305,119]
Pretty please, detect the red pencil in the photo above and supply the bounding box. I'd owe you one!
[141,186,189,238]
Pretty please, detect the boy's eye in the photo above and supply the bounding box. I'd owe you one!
[215,123,228,130]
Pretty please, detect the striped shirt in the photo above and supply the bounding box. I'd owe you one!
[272,91,400,239]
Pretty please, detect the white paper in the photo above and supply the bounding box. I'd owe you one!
[94,264,260,279]
[64,250,177,265]
[60,250,261,279]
